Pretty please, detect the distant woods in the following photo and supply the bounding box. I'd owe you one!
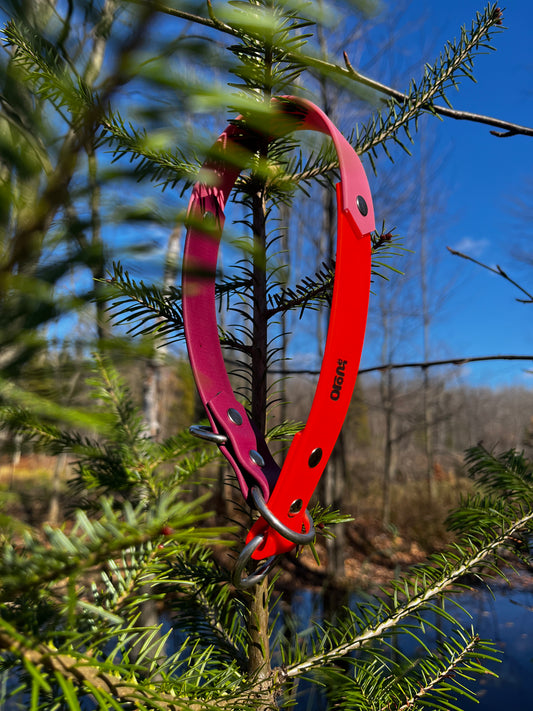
[4,344,531,533]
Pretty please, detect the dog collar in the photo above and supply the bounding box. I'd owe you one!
[182,96,374,586]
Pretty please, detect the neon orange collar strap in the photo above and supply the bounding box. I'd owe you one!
[182,96,374,587]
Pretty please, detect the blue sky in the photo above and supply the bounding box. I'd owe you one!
[357,0,533,387]
[45,1,532,389]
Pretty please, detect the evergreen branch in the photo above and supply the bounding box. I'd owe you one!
[293,5,516,178]
[220,330,253,356]
[166,551,250,670]
[266,260,334,318]
[379,634,488,711]
[0,614,279,710]
[267,227,402,318]
[355,10,517,154]
[311,627,498,711]
[95,544,164,616]
[105,263,253,343]
[341,53,533,139]
[147,2,532,143]
[283,507,533,677]
[104,262,184,340]
[295,6,533,143]
[0,496,217,602]
[0,617,226,710]
[98,113,199,188]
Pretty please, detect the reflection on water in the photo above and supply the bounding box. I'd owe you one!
[454,585,533,710]
[283,580,533,711]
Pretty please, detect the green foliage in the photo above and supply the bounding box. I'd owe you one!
[98,112,199,189]
[355,3,504,167]
[103,262,184,343]
[447,445,533,563]
[1,352,236,709]
[274,444,533,709]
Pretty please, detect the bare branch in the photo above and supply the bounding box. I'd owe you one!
[447,247,533,303]
[267,354,533,376]
[359,354,533,374]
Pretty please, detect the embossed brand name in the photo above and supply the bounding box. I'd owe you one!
[330,359,348,400]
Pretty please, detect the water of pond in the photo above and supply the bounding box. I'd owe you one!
[283,579,533,711]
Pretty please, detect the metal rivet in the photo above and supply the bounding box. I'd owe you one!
[227,408,243,426]
[356,195,368,216]
[308,448,322,468]
[203,211,216,226]
[288,499,303,517]
[249,450,265,467]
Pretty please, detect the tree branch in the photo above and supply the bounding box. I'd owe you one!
[447,247,533,303]
[284,509,533,677]
[340,51,533,138]
[267,354,533,376]
[379,634,486,711]
[146,1,533,140]
[0,627,261,710]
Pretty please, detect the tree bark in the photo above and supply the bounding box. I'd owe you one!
[246,183,272,699]
[419,141,435,502]
[381,367,394,527]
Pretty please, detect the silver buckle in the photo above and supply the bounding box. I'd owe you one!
[189,424,228,446]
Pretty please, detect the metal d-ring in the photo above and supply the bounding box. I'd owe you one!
[251,487,315,545]
[232,535,278,589]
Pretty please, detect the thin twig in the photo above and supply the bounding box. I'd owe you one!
[447,247,533,303]
[266,354,533,376]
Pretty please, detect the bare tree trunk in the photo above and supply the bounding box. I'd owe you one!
[142,225,181,438]
[8,434,21,490]
[419,144,436,503]
[87,147,111,344]
[324,431,347,579]
[320,177,348,577]
[47,453,67,526]
[381,365,396,528]
[134,225,182,676]
[279,203,291,428]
